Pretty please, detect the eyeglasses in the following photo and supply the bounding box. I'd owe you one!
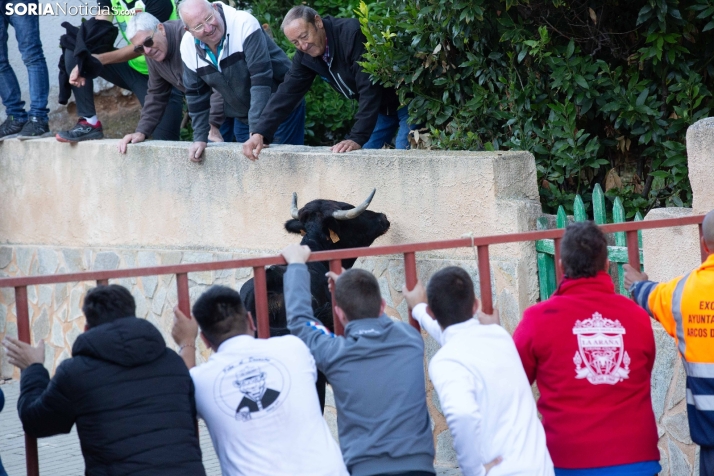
[190,13,215,33]
[133,27,157,53]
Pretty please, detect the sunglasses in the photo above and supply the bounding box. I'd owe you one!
[133,27,157,54]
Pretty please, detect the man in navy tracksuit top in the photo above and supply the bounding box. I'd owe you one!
[281,244,435,476]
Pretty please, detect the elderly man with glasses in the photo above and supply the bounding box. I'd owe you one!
[118,13,224,153]
[55,0,183,142]
[179,0,305,162]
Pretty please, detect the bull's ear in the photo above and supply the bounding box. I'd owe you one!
[285,219,305,234]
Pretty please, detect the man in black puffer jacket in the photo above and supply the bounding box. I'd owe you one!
[2,285,205,476]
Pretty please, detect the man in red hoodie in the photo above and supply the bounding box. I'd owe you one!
[513,221,661,475]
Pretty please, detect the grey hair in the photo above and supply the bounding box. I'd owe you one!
[126,12,160,40]
[177,0,213,23]
[281,5,319,31]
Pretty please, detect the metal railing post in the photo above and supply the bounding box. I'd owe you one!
[477,246,493,314]
[176,273,190,317]
[96,279,108,286]
[253,267,270,339]
[699,223,708,263]
[626,230,641,270]
[403,252,421,331]
[329,260,344,336]
[16,286,40,476]
[553,237,563,285]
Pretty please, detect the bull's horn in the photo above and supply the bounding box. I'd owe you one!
[290,192,300,219]
[332,189,377,220]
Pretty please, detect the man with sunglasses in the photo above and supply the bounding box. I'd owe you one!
[118,13,223,153]
[179,0,305,162]
[56,0,183,143]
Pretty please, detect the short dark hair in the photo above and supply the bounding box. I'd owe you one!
[192,285,250,345]
[426,267,475,328]
[281,5,318,30]
[82,285,136,328]
[560,221,608,279]
[334,269,382,321]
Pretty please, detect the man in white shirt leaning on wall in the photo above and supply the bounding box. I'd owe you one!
[171,285,348,476]
[404,266,554,476]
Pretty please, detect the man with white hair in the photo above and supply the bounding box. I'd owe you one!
[179,0,305,162]
[55,0,183,142]
[119,13,223,153]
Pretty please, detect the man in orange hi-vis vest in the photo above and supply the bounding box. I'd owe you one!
[625,209,714,476]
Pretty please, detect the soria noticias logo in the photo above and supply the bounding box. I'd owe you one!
[4,3,135,16]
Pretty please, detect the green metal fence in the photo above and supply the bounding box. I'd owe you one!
[536,184,644,299]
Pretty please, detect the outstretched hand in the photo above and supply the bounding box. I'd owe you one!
[188,141,207,162]
[172,306,198,347]
[281,244,311,264]
[331,139,361,153]
[402,281,427,309]
[623,264,648,289]
[2,336,45,370]
[118,132,146,154]
[242,134,266,161]
[325,267,346,296]
[476,300,500,326]
[485,456,503,474]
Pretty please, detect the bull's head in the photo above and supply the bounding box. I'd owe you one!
[285,189,391,268]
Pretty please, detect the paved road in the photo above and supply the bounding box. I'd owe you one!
[0,380,460,475]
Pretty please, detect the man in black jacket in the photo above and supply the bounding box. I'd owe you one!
[243,5,407,160]
[2,285,205,476]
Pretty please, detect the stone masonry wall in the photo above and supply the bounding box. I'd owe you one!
[0,244,509,468]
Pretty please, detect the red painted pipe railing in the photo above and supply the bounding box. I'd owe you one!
[0,213,706,475]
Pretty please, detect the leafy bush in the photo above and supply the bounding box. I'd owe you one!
[358,0,713,217]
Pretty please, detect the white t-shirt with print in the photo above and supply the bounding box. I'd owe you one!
[190,334,348,476]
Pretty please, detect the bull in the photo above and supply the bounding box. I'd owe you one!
[240,189,390,409]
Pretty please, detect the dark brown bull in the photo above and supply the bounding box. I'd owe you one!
[240,189,390,409]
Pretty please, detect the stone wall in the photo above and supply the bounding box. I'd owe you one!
[0,139,542,468]
[2,134,707,472]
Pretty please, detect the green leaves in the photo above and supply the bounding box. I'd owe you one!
[353,0,710,215]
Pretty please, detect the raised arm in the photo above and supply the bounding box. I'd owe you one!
[18,364,76,438]
[282,245,342,371]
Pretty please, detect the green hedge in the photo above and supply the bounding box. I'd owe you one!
[357,0,714,218]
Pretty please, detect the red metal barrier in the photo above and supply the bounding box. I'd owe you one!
[0,213,706,475]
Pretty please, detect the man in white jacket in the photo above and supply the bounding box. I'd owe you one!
[404,267,554,476]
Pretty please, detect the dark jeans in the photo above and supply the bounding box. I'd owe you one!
[64,52,182,140]
[0,454,6,476]
[219,117,235,142]
[232,99,306,145]
[702,446,714,476]
[0,0,50,121]
[363,105,414,150]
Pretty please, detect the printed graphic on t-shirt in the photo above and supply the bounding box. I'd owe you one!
[213,356,291,421]
[572,312,631,385]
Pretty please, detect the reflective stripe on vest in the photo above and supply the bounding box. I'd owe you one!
[687,389,714,411]
[685,361,714,378]
[672,272,691,357]
[110,0,178,75]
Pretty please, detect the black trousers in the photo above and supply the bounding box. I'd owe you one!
[702,446,714,476]
[64,52,183,140]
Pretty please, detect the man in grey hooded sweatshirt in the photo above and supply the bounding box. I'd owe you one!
[281,244,435,476]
